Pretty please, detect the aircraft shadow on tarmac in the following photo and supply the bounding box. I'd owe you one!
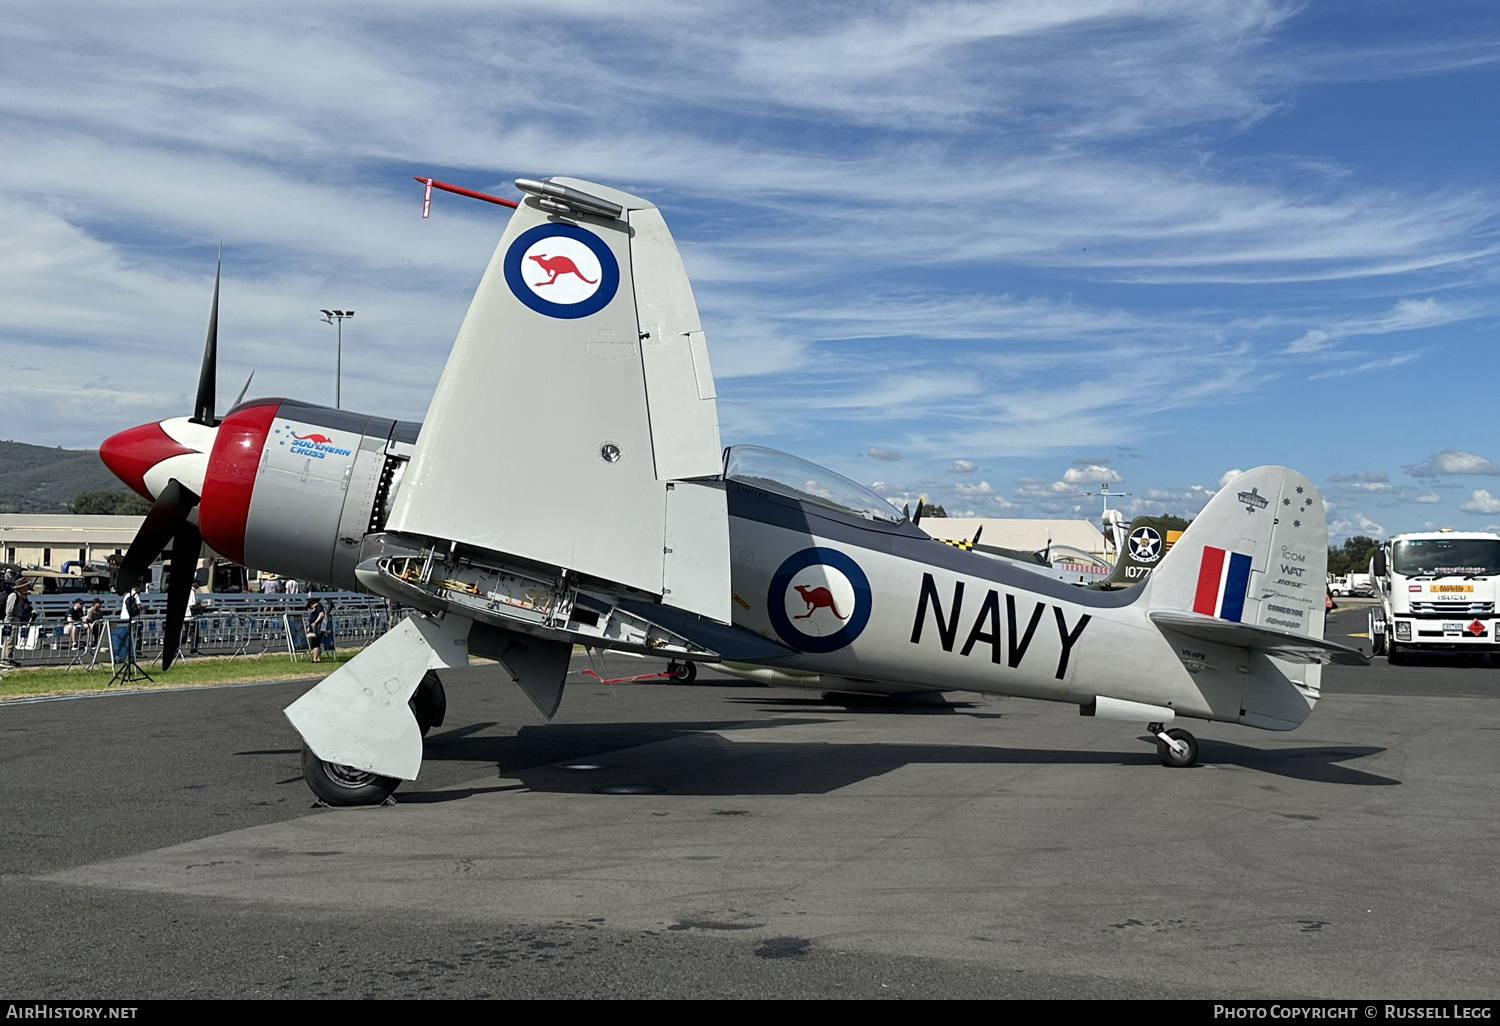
[734,695,987,715]
[413,719,1399,796]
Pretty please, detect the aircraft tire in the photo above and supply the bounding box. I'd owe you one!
[409,670,447,737]
[300,745,399,806]
[1156,728,1198,768]
[668,660,698,684]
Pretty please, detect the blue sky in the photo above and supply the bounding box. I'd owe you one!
[3,1,1499,540]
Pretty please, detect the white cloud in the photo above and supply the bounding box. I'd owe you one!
[1415,493,1440,503]
[1328,511,1386,540]
[1062,464,1122,485]
[866,447,903,461]
[1307,353,1421,380]
[948,459,978,473]
[1216,469,1244,489]
[954,480,996,496]
[1284,297,1472,354]
[1120,483,1215,518]
[1405,450,1500,478]
[1459,490,1500,514]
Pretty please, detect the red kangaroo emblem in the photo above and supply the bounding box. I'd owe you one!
[527,254,597,286]
[292,432,333,444]
[793,585,848,620]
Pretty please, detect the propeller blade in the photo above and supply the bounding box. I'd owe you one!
[230,369,255,411]
[913,495,926,526]
[972,525,983,546]
[115,479,199,594]
[161,520,202,670]
[192,251,220,426]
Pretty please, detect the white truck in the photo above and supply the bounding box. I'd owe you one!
[1369,530,1500,663]
[1329,572,1374,597]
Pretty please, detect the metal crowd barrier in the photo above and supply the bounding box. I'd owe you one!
[2,592,408,670]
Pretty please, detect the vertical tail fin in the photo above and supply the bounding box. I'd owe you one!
[1143,466,1340,730]
[1147,466,1327,640]
[1096,515,1185,589]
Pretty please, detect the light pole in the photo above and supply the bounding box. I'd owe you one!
[319,309,353,409]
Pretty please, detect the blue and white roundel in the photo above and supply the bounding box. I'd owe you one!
[1128,526,1163,563]
[767,547,872,654]
[503,223,619,319]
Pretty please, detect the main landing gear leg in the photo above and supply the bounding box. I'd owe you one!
[1148,722,1199,768]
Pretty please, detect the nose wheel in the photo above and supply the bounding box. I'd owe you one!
[1148,723,1199,768]
[301,745,400,806]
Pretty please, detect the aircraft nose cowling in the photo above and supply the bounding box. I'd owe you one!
[198,400,280,565]
[99,422,198,501]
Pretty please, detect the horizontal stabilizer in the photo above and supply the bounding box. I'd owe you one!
[1150,610,1368,665]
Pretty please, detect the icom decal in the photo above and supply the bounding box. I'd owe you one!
[767,547,872,653]
[503,222,620,319]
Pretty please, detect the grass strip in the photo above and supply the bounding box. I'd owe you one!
[0,650,359,701]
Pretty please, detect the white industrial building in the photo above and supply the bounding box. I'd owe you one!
[0,514,145,568]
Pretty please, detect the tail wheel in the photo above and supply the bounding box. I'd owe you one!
[1156,728,1199,768]
[667,660,698,684]
[301,745,399,806]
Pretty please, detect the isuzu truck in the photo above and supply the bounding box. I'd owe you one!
[1369,530,1500,663]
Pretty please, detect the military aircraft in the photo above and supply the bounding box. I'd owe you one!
[97,176,1366,805]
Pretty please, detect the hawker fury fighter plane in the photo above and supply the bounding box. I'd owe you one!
[97,176,1366,805]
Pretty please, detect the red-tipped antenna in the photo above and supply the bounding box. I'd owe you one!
[414,176,520,217]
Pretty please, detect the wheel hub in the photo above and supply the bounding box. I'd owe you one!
[324,761,378,788]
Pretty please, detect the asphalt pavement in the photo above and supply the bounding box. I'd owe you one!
[1,634,1495,1000]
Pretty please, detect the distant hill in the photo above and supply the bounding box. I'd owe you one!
[0,440,121,513]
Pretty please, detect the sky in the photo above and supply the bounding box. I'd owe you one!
[3,0,1499,541]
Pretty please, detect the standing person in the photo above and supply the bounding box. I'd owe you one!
[284,578,301,595]
[120,582,144,657]
[320,594,336,656]
[184,583,203,656]
[2,578,34,669]
[305,596,327,664]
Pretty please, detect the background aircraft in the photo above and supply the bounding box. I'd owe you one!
[98,176,1365,805]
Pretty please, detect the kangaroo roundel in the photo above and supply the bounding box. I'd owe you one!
[768,548,872,653]
[503,223,620,319]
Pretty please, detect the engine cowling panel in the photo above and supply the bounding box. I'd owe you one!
[199,398,418,589]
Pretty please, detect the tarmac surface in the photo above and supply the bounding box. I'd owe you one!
[1,603,1496,999]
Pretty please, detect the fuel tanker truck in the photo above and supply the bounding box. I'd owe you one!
[1369,529,1500,663]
